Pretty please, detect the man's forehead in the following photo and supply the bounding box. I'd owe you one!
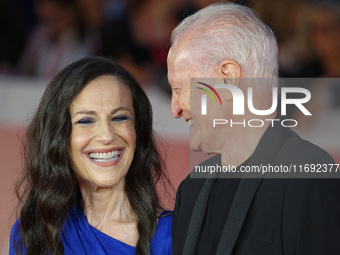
[168,61,192,87]
[167,32,198,86]
[170,41,196,72]
[170,30,196,56]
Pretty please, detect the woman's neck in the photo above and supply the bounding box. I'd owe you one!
[78,178,136,229]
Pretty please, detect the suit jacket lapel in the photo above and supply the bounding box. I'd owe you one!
[182,177,215,255]
[182,155,221,255]
[215,178,262,255]
[216,124,291,255]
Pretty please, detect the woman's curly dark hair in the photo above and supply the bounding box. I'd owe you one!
[14,56,168,255]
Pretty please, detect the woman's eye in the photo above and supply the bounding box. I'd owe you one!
[76,118,94,125]
[112,115,129,122]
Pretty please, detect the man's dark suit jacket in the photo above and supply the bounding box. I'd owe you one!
[172,125,340,255]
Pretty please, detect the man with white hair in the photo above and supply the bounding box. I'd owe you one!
[167,2,340,255]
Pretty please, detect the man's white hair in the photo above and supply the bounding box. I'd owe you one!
[170,2,278,78]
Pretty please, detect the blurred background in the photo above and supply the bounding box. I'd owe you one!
[1,0,340,253]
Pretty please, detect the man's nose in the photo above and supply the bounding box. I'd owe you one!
[96,122,115,144]
[171,97,183,118]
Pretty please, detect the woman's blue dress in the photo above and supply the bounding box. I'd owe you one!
[10,204,172,254]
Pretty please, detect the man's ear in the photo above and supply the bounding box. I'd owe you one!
[216,59,241,79]
[214,60,241,102]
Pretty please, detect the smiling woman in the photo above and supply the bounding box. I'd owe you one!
[9,57,172,255]
[68,76,137,190]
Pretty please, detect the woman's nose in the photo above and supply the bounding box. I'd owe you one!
[96,122,115,144]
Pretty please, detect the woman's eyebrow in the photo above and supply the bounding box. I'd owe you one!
[72,110,96,117]
[110,106,132,115]
[72,107,132,117]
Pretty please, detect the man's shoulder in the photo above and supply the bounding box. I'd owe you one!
[278,130,335,164]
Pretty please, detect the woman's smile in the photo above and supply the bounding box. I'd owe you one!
[86,148,124,166]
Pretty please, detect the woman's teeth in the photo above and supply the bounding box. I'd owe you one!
[89,151,120,162]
